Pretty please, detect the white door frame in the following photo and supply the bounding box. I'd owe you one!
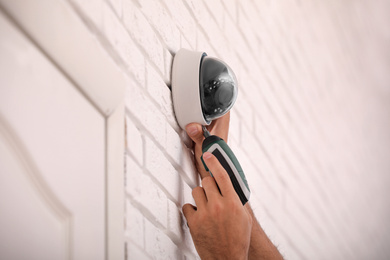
[0,0,125,259]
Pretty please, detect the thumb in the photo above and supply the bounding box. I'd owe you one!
[185,123,204,145]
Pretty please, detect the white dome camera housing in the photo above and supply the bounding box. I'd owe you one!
[172,49,238,129]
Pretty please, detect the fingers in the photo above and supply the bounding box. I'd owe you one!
[201,176,221,200]
[185,112,231,180]
[182,203,196,222]
[208,112,230,142]
[186,123,209,179]
[192,186,207,207]
[202,152,235,198]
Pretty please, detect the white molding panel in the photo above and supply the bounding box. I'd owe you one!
[0,0,125,259]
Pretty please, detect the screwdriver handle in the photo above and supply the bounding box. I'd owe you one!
[201,135,250,205]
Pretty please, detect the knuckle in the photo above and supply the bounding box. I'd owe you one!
[210,201,224,216]
[217,170,230,181]
[201,176,214,186]
[192,186,203,196]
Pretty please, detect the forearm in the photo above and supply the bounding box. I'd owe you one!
[245,204,284,260]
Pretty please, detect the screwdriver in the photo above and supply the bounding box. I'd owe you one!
[200,126,250,205]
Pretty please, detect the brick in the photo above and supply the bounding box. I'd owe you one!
[180,34,192,50]
[104,0,390,258]
[181,181,196,207]
[144,218,181,259]
[122,1,165,73]
[145,65,177,129]
[167,199,183,242]
[126,83,199,188]
[144,137,181,202]
[126,154,143,188]
[234,96,254,131]
[196,30,215,55]
[237,6,262,59]
[168,139,198,188]
[162,0,196,45]
[125,201,145,248]
[185,0,227,55]
[102,4,145,84]
[135,0,180,51]
[221,0,237,22]
[125,79,167,146]
[126,157,168,228]
[186,0,220,37]
[181,212,198,256]
[125,116,143,165]
[229,109,241,144]
[126,241,151,259]
[202,0,224,26]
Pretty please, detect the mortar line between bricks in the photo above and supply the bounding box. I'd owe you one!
[128,1,177,56]
[195,26,220,56]
[178,1,223,57]
[242,121,342,242]
[181,1,253,68]
[225,2,269,60]
[124,239,153,259]
[124,89,179,136]
[281,207,325,255]
[126,193,174,240]
[165,200,200,259]
[103,0,167,79]
[157,1,197,50]
[143,167,182,207]
[143,67,180,132]
[182,0,224,33]
[126,75,181,134]
[241,136,332,239]
[250,75,337,213]
[126,193,198,258]
[126,148,143,168]
[66,0,172,103]
[220,1,237,25]
[267,56,336,145]
[125,107,198,188]
[235,5,266,59]
[251,126,347,241]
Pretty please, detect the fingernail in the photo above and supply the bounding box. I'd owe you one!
[203,152,212,160]
[186,125,199,136]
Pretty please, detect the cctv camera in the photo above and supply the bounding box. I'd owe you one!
[172,49,238,129]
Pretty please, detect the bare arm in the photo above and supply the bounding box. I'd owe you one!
[245,204,284,260]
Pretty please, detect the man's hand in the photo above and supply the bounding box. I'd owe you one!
[182,152,252,260]
[184,113,284,259]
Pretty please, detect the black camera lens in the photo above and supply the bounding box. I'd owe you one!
[199,57,238,122]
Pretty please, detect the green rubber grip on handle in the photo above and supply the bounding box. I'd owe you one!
[201,135,250,205]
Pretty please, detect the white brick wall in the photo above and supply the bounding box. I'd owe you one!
[70,0,390,259]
